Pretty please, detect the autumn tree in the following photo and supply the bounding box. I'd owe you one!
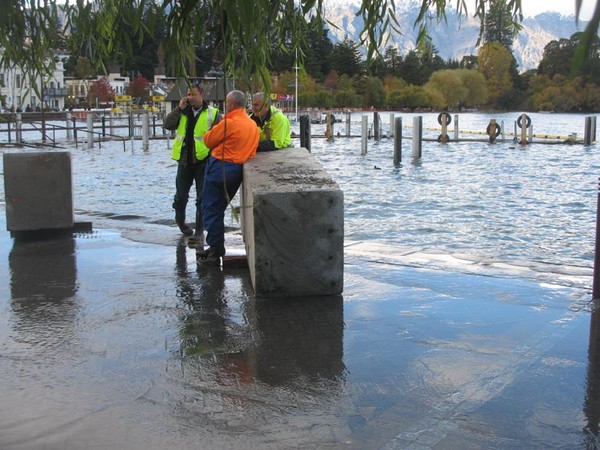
[127,76,150,101]
[88,77,116,104]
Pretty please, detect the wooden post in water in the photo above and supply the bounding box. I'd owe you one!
[440,113,448,144]
[15,113,22,143]
[374,112,380,141]
[585,116,593,145]
[66,112,72,140]
[361,115,368,156]
[86,113,94,149]
[390,113,395,137]
[142,111,149,151]
[110,112,115,135]
[299,115,311,152]
[453,115,459,141]
[520,113,528,145]
[594,178,600,299]
[528,124,534,143]
[593,116,597,142]
[393,117,402,166]
[487,119,498,143]
[412,116,422,160]
[345,112,351,137]
[501,120,505,141]
[325,112,334,141]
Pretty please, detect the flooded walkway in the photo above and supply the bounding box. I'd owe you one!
[0,213,596,449]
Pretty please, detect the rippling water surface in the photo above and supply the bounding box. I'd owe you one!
[2,111,599,268]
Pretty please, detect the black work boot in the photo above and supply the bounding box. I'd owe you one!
[175,209,193,236]
[188,210,204,245]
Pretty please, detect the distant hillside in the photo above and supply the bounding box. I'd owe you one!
[323,0,589,72]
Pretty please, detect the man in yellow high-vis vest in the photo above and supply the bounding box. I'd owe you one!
[164,84,220,245]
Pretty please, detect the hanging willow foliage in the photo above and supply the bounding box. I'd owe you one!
[1,0,598,90]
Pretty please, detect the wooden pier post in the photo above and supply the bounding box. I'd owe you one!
[345,112,351,137]
[361,115,368,156]
[86,113,94,149]
[393,117,402,166]
[412,116,422,160]
[142,111,149,151]
[374,112,381,141]
[453,115,459,141]
[15,113,22,143]
[299,115,311,152]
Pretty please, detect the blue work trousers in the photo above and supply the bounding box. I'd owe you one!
[202,156,244,253]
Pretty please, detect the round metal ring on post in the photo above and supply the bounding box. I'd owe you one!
[517,114,531,129]
[437,112,452,125]
[486,123,501,138]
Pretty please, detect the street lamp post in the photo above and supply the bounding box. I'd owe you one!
[294,49,299,122]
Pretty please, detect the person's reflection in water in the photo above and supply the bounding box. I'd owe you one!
[175,240,229,363]
[9,234,79,350]
[584,305,600,446]
[173,246,345,388]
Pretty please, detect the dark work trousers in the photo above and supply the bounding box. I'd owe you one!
[202,156,243,254]
[172,159,208,226]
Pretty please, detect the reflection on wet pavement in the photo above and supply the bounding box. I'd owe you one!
[0,227,597,449]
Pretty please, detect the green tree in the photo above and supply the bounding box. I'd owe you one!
[328,39,364,78]
[478,42,513,106]
[456,69,488,107]
[481,0,521,49]
[4,1,599,100]
[424,69,466,109]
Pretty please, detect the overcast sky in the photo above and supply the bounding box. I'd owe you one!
[520,0,596,19]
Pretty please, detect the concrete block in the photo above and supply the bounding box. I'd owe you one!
[241,147,344,297]
[4,151,74,231]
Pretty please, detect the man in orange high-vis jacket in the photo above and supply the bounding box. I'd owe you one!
[197,90,259,265]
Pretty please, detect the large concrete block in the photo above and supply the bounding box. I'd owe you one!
[241,147,344,297]
[4,151,74,231]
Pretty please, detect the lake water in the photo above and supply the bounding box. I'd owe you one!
[1,110,598,273]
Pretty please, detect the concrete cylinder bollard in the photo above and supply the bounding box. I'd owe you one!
[16,113,22,143]
[412,116,422,160]
[393,117,402,166]
[361,115,368,156]
[86,113,94,149]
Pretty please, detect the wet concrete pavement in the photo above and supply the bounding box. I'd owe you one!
[0,213,598,449]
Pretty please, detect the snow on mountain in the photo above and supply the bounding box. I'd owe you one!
[322,1,589,71]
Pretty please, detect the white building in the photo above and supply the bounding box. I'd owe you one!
[65,69,130,106]
[0,51,69,112]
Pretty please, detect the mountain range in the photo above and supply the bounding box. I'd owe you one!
[322,0,590,72]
